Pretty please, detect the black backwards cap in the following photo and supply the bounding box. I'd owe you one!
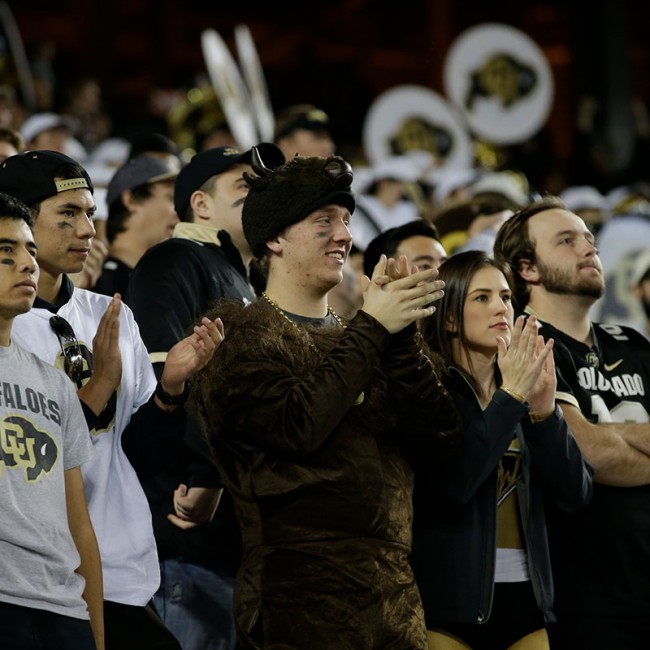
[174,142,284,219]
[242,150,356,259]
[0,150,93,204]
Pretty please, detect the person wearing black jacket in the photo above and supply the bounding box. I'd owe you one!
[414,251,592,650]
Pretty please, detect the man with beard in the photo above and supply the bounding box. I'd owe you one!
[494,197,650,650]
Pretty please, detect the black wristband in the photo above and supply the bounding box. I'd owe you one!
[155,380,190,406]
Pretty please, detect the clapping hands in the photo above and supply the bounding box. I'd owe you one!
[360,254,445,333]
[497,315,555,413]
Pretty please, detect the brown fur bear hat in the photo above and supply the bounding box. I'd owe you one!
[242,151,355,259]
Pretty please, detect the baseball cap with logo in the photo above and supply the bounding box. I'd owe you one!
[106,155,180,206]
[173,142,284,220]
[0,150,93,204]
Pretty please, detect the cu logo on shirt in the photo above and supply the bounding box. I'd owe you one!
[0,415,58,482]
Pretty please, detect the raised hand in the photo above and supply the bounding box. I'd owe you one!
[78,294,122,415]
[497,315,554,402]
[527,334,557,415]
[159,317,224,395]
[361,255,445,334]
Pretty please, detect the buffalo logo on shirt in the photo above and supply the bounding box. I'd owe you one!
[0,415,58,482]
[53,341,117,436]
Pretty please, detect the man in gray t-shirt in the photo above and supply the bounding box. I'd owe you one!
[0,193,102,650]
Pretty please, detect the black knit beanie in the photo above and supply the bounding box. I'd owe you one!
[242,153,356,259]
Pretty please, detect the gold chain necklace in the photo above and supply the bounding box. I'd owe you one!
[261,291,364,405]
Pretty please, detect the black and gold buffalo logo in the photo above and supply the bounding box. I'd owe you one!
[0,415,58,482]
[466,53,537,111]
[389,117,453,161]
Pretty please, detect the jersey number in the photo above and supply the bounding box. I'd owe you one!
[590,395,650,423]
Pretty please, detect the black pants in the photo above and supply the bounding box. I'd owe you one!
[0,601,96,650]
[104,600,182,650]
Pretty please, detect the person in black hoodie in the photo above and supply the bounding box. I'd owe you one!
[413,251,592,650]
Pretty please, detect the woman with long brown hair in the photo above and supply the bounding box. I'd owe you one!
[412,250,592,650]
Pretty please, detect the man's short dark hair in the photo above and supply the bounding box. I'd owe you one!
[0,192,35,230]
[106,183,155,243]
[363,220,441,277]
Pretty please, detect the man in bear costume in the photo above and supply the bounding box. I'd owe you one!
[191,151,458,649]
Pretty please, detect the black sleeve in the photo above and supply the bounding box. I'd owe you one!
[522,408,594,512]
[79,399,100,430]
[121,391,187,480]
[183,409,223,488]
[127,242,212,356]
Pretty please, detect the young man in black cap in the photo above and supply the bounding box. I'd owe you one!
[0,150,223,650]
[126,142,284,650]
[192,152,458,649]
[94,155,180,296]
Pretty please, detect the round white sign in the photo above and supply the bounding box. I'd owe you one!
[444,23,554,145]
[363,84,473,169]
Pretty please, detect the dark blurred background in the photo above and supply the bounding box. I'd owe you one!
[7,0,650,193]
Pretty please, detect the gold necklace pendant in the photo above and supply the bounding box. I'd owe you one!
[261,292,364,406]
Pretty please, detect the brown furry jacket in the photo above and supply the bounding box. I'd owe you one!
[191,298,457,649]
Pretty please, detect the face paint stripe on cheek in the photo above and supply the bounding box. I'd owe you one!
[0,259,14,265]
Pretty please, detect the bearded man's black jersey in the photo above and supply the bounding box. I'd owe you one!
[534,314,650,616]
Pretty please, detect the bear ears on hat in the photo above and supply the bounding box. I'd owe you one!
[243,148,353,193]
